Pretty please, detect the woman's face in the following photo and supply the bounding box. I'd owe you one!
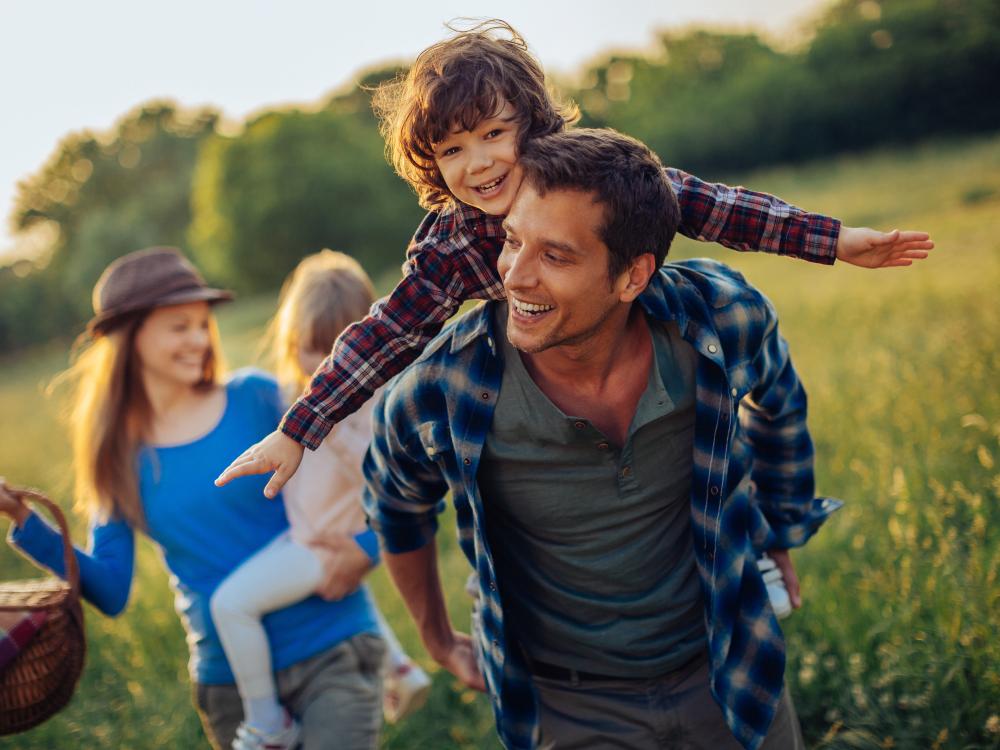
[134,301,215,389]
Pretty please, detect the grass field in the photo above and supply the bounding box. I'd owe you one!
[2,133,999,749]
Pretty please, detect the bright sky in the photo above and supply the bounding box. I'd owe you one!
[0,0,832,257]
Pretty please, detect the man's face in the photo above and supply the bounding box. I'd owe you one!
[498,184,631,354]
[432,100,523,216]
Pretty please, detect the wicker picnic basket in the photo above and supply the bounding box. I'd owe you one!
[0,488,86,735]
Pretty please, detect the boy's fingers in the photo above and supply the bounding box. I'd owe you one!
[263,469,288,499]
[215,457,266,486]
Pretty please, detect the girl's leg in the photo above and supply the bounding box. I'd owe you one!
[210,533,323,734]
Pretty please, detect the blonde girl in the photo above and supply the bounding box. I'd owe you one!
[209,250,430,749]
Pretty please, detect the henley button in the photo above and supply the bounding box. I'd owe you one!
[481,392,490,400]
[731,387,739,397]
[707,344,718,354]
[574,421,586,430]
[622,466,631,477]
[710,486,720,495]
[463,458,471,466]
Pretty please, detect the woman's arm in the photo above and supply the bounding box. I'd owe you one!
[3,482,135,616]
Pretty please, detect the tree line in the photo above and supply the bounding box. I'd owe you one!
[3,0,997,351]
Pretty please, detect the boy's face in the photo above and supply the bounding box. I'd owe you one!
[433,101,522,216]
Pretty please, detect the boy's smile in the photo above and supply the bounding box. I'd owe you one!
[433,101,522,215]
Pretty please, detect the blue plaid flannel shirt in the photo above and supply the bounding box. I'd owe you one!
[363,258,842,750]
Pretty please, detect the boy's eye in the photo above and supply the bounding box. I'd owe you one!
[440,145,460,157]
[485,129,503,139]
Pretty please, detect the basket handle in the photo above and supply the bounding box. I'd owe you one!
[10,487,81,602]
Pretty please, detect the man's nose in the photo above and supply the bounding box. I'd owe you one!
[503,247,536,290]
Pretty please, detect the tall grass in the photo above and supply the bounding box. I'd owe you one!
[2,132,999,748]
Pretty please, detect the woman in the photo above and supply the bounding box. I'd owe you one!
[0,247,384,750]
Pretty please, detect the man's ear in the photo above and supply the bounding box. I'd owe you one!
[618,253,657,302]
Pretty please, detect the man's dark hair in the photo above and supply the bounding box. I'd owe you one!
[518,128,680,277]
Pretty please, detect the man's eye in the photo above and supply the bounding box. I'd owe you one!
[503,238,521,250]
[545,253,567,264]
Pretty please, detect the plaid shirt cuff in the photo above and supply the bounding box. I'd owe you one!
[800,215,841,265]
[279,400,336,451]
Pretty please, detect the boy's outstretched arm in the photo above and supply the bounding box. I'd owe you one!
[666,167,933,267]
[216,208,506,496]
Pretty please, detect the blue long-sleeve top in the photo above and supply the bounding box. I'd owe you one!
[9,368,380,685]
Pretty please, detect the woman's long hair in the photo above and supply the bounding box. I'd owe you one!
[54,313,224,530]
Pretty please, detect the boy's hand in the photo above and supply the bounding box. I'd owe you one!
[214,430,303,498]
[836,226,934,268]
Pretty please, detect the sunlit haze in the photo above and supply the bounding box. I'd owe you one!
[0,0,832,256]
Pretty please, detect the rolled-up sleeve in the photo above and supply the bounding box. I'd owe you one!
[362,385,451,555]
[740,300,841,548]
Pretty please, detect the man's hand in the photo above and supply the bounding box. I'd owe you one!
[0,477,30,527]
[431,630,486,692]
[214,429,304,498]
[310,534,374,601]
[767,548,801,610]
[836,226,934,268]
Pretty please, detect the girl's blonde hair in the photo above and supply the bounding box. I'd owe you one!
[55,313,224,530]
[268,250,375,401]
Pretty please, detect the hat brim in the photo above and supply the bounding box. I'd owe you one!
[87,287,234,336]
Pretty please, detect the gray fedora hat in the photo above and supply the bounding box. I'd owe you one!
[87,247,233,336]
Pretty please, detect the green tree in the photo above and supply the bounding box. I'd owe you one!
[5,102,218,348]
[189,67,423,293]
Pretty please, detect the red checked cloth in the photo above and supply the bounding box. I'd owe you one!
[0,610,48,672]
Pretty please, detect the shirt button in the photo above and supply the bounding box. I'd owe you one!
[489,582,497,591]
[710,486,720,495]
[487,337,494,349]
[597,442,609,451]
[464,458,471,466]
[707,344,718,354]
[574,421,586,430]
[481,392,490,400]
[621,466,631,477]
[731,387,738,397]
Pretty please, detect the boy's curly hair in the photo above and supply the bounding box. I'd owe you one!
[372,19,579,210]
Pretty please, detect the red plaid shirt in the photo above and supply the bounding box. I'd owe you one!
[281,167,841,448]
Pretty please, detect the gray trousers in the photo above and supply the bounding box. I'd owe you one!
[194,632,386,750]
[533,655,804,750]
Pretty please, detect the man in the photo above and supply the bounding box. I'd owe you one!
[362,128,841,750]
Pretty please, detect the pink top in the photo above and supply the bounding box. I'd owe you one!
[282,399,373,558]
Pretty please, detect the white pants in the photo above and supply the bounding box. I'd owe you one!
[211,532,405,703]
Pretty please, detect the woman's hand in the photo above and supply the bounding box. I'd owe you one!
[0,477,31,527]
[310,534,374,601]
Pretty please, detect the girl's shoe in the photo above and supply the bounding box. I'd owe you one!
[232,714,302,750]
[383,662,432,724]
